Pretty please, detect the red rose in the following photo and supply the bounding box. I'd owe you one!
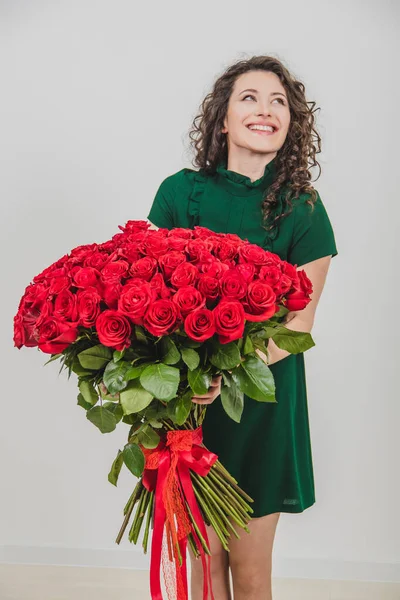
[149,272,172,299]
[243,281,278,322]
[184,308,215,342]
[211,239,239,262]
[77,288,101,327]
[118,283,152,322]
[158,251,186,280]
[54,289,78,322]
[38,317,78,353]
[167,228,193,239]
[142,232,169,258]
[201,260,229,279]
[186,239,210,262]
[118,220,151,234]
[170,263,198,288]
[143,299,179,336]
[130,257,158,281]
[219,269,247,300]
[72,267,99,288]
[213,300,245,344]
[197,274,219,299]
[166,236,189,252]
[285,270,313,311]
[103,281,123,309]
[101,260,129,283]
[238,243,269,266]
[172,286,206,317]
[84,251,109,270]
[48,275,71,295]
[236,263,256,283]
[95,310,132,350]
[258,265,291,296]
[116,243,141,263]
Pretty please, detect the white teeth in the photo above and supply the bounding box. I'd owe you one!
[248,124,274,132]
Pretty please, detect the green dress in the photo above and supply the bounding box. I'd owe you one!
[147,155,338,517]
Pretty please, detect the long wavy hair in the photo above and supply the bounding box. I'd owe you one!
[188,55,322,237]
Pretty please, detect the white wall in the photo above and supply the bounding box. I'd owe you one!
[1,0,399,583]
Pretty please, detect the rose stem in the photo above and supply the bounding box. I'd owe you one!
[206,470,254,518]
[191,479,242,540]
[133,488,153,545]
[129,486,148,543]
[183,499,212,556]
[115,482,143,544]
[192,472,250,532]
[191,486,229,551]
[187,532,200,559]
[207,467,253,512]
[142,491,154,553]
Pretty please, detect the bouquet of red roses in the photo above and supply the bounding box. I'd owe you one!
[13,220,314,600]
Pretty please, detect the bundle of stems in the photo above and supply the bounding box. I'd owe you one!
[115,412,254,559]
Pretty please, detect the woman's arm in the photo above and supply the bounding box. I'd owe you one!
[260,255,333,366]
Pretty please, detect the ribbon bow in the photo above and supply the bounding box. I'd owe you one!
[141,426,218,600]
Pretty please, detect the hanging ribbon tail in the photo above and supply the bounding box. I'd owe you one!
[177,460,216,600]
[149,451,170,600]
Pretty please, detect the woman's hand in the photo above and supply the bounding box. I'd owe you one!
[191,375,222,405]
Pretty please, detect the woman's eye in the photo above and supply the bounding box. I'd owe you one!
[242,95,286,105]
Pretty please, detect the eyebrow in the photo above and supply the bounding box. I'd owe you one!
[239,88,287,98]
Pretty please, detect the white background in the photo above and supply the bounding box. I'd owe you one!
[1,0,399,583]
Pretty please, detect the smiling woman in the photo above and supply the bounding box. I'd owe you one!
[147,55,338,600]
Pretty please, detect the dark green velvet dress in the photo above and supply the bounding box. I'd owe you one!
[147,155,338,517]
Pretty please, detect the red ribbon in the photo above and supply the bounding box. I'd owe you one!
[141,426,218,600]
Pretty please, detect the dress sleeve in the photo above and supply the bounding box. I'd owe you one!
[147,175,176,229]
[287,190,338,267]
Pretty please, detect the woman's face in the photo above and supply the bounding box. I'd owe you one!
[222,70,291,159]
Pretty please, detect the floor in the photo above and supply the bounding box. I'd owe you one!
[1,564,399,599]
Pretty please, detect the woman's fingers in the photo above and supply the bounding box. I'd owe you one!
[191,375,222,404]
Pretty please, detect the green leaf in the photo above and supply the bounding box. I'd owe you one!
[103,360,131,394]
[209,341,241,370]
[108,449,124,486]
[167,391,193,425]
[232,356,276,403]
[243,336,254,355]
[134,325,148,345]
[78,380,98,406]
[220,377,244,423]
[70,356,93,377]
[160,337,181,365]
[123,443,145,477]
[271,326,315,354]
[103,401,124,423]
[140,364,180,401]
[125,363,149,381]
[137,425,161,449]
[77,392,93,410]
[188,367,212,396]
[78,345,112,370]
[180,347,200,371]
[120,380,153,415]
[182,339,202,348]
[113,349,125,362]
[144,401,168,422]
[86,406,117,433]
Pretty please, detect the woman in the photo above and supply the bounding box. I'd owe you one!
[147,55,338,600]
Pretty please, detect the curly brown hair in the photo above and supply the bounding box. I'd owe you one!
[187,55,322,239]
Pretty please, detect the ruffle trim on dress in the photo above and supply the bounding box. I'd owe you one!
[186,168,207,228]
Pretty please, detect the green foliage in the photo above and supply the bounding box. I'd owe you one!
[78,345,112,370]
[188,367,212,395]
[180,347,200,371]
[120,380,153,415]
[137,425,161,449]
[103,360,131,394]
[160,337,181,365]
[209,341,241,370]
[108,449,124,486]
[86,405,117,433]
[78,380,98,406]
[167,390,193,425]
[140,364,180,401]
[232,355,276,403]
[220,375,244,423]
[123,443,145,477]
